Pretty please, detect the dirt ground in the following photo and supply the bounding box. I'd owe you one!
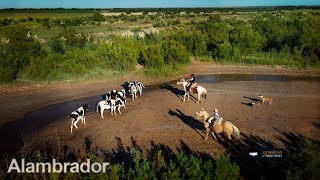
[1,61,320,157]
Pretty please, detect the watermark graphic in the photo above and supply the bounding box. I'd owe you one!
[249,148,287,159]
[7,159,110,173]
[249,152,258,157]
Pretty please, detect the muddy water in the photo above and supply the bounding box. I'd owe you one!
[0,74,319,154]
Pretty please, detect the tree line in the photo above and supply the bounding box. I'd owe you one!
[0,11,319,82]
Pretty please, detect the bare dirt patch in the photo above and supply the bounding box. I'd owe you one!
[0,63,319,156]
[35,80,320,158]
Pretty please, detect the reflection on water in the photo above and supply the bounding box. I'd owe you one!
[196,74,320,83]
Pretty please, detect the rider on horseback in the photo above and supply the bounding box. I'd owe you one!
[186,74,196,91]
[208,108,222,125]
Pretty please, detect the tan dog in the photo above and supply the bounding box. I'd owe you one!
[258,95,272,105]
[251,102,263,109]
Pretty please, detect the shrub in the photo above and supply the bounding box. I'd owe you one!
[286,138,320,180]
[105,38,140,71]
[0,25,46,82]
[58,28,87,48]
[214,155,240,180]
[49,39,65,54]
[91,13,105,22]
[162,40,190,65]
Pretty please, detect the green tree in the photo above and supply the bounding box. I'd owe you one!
[91,13,105,22]
[58,28,87,48]
[214,155,240,180]
[0,25,46,82]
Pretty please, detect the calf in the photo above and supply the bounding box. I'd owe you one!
[96,100,112,119]
[122,81,137,101]
[111,97,126,115]
[70,104,89,133]
[117,89,127,103]
[105,90,118,101]
[130,84,137,101]
[134,80,145,96]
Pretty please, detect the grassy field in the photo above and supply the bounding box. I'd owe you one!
[0,7,319,83]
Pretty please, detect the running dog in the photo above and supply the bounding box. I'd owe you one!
[251,102,263,109]
[258,95,272,105]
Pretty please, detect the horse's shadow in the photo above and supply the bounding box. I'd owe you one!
[161,84,197,102]
[168,109,205,139]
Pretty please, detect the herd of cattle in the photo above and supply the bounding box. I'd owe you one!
[70,80,145,133]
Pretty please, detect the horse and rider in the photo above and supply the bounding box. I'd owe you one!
[176,74,207,103]
[195,107,240,141]
[186,74,196,92]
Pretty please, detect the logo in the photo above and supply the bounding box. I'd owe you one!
[7,159,110,173]
[249,152,258,157]
[249,148,287,159]
[262,150,283,158]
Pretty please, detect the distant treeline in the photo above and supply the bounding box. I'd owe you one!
[1,6,320,14]
[0,9,319,82]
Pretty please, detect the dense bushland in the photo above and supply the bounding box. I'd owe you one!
[0,145,240,179]
[0,9,319,82]
[0,136,319,179]
[0,26,47,82]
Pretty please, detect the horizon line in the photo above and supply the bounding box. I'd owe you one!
[1,5,320,10]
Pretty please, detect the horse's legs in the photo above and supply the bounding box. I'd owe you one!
[197,93,201,104]
[225,131,232,140]
[183,92,187,102]
[204,127,210,140]
[211,131,217,140]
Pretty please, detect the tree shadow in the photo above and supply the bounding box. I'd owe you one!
[3,128,319,180]
[168,109,205,139]
[218,132,284,180]
[312,122,320,130]
[219,126,320,180]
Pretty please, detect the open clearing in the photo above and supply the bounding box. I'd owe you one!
[0,63,319,157]
[35,78,320,157]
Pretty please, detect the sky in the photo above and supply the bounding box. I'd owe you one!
[0,0,319,9]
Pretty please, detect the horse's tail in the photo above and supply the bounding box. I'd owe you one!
[231,124,240,140]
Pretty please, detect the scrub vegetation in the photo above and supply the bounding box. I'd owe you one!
[0,7,319,83]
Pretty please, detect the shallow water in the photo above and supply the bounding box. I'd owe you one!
[0,74,319,154]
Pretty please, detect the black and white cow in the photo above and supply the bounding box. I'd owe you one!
[111,97,126,115]
[122,81,137,101]
[116,89,127,103]
[70,104,89,133]
[134,80,145,96]
[96,100,112,119]
[105,90,118,101]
